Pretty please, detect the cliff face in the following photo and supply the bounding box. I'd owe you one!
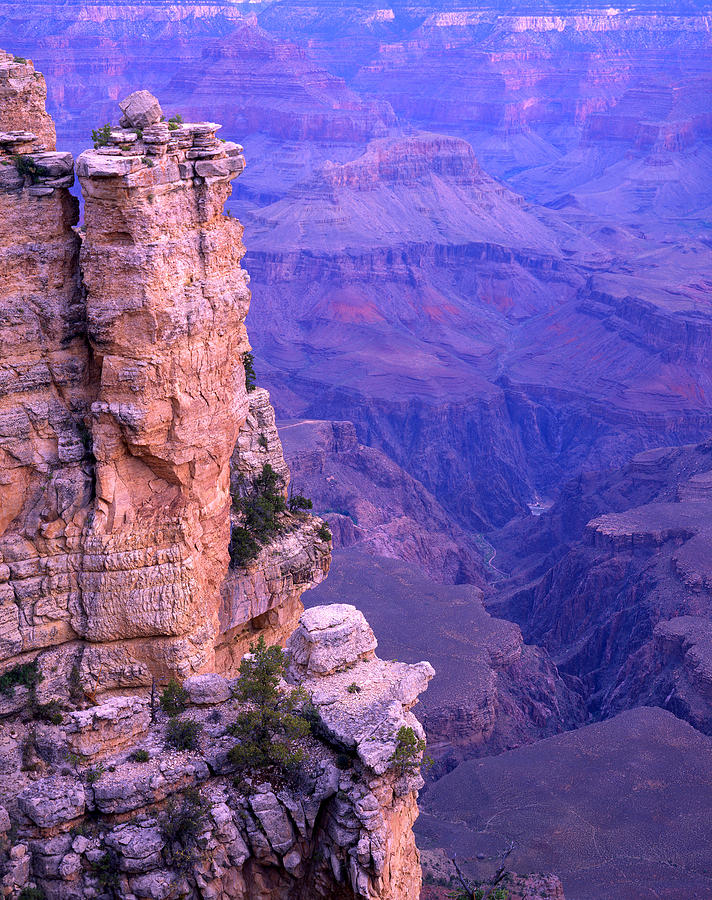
[76,100,250,688]
[0,55,430,900]
[0,51,88,680]
[0,62,330,697]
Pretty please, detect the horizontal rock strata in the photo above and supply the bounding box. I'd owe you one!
[0,66,331,696]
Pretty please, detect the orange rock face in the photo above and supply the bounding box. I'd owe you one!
[0,54,87,669]
[0,62,330,695]
[76,114,250,685]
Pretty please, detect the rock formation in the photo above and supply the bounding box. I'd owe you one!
[307,552,584,776]
[280,419,485,585]
[0,54,330,700]
[1,604,433,900]
[493,437,712,734]
[0,54,436,900]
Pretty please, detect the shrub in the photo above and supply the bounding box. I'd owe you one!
[14,154,48,183]
[91,849,120,891]
[242,351,257,392]
[317,522,332,542]
[91,123,112,148]
[227,637,310,775]
[166,717,202,752]
[390,725,427,775]
[129,748,150,763]
[257,433,268,449]
[18,888,45,900]
[448,887,508,900]
[168,114,184,130]
[161,787,210,872]
[85,763,105,785]
[0,660,41,696]
[347,682,361,694]
[289,493,313,513]
[69,664,85,706]
[229,464,287,567]
[13,56,28,64]
[34,699,63,725]
[228,525,260,568]
[160,679,189,717]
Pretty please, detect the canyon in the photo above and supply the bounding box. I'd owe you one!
[0,3,711,898]
[3,2,711,533]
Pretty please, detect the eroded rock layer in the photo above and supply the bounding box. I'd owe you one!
[0,605,431,900]
[0,57,330,696]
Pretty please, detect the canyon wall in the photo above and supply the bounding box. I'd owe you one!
[0,55,329,698]
[493,438,712,733]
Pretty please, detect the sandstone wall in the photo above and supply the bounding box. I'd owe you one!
[0,60,331,694]
[0,52,88,680]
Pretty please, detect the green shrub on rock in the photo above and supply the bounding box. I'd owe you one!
[227,636,310,775]
[18,888,46,900]
[289,493,313,513]
[91,123,112,148]
[166,717,202,752]
[229,464,287,567]
[0,660,41,695]
[161,787,211,872]
[160,679,189,717]
[390,725,428,775]
[242,351,257,392]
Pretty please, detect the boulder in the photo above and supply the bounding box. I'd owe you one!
[64,695,150,759]
[17,776,85,828]
[286,603,377,676]
[118,90,163,129]
[183,673,231,706]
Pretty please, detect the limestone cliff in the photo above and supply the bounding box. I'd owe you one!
[0,54,430,900]
[0,59,329,697]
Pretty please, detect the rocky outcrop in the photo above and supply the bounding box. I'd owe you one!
[0,50,55,150]
[75,93,250,687]
[307,552,584,776]
[0,63,330,696]
[0,54,87,672]
[0,604,432,900]
[230,388,290,489]
[217,389,331,670]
